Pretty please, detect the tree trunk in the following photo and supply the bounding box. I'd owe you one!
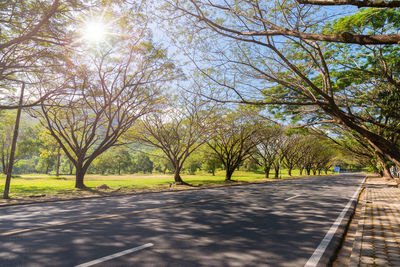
[306,167,311,175]
[377,152,393,179]
[381,162,393,178]
[225,167,235,181]
[328,105,400,167]
[300,168,303,175]
[312,169,317,175]
[274,166,279,178]
[45,164,49,174]
[174,166,185,184]
[264,166,270,178]
[288,167,292,176]
[3,83,25,199]
[318,169,321,175]
[212,168,215,176]
[69,162,73,175]
[56,146,61,176]
[75,164,86,189]
[1,152,7,175]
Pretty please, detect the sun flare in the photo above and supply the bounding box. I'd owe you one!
[81,20,108,44]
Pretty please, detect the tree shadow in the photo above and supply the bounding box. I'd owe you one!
[0,174,365,266]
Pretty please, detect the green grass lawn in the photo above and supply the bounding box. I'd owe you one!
[0,169,333,200]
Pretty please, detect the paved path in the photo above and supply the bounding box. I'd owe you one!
[0,174,364,267]
[335,177,400,266]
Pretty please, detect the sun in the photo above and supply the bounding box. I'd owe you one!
[81,20,108,44]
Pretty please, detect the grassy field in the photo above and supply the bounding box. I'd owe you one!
[0,169,333,201]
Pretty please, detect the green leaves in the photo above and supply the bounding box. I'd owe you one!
[326,8,400,34]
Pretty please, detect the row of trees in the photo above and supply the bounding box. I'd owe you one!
[1,104,337,185]
[2,0,399,198]
[130,105,336,184]
[161,0,400,179]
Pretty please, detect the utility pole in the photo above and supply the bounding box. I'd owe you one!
[3,82,25,199]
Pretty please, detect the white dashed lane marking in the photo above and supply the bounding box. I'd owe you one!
[75,243,154,267]
[285,194,302,201]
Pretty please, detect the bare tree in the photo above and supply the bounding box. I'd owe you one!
[131,96,214,185]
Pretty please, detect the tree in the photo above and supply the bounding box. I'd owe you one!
[184,154,202,175]
[90,152,115,175]
[296,135,335,175]
[36,155,56,174]
[35,130,64,175]
[271,132,291,179]
[113,148,133,175]
[252,127,284,178]
[90,147,133,175]
[130,96,214,184]
[0,111,38,174]
[243,157,259,172]
[201,154,221,176]
[2,84,25,198]
[298,138,318,176]
[164,1,400,169]
[152,154,174,174]
[283,134,304,176]
[0,0,85,110]
[136,153,154,173]
[318,126,394,177]
[297,0,400,8]
[207,110,258,181]
[30,11,175,188]
[0,1,61,52]
[311,144,334,175]
[0,0,85,198]
[165,0,400,47]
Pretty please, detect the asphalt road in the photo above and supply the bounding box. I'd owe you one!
[0,174,365,267]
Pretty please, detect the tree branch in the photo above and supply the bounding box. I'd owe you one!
[240,30,400,45]
[0,0,60,50]
[297,0,400,8]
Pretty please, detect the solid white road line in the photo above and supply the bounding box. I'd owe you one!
[75,243,154,267]
[304,176,366,267]
[285,194,302,201]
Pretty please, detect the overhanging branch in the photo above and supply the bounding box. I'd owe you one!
[297,0,400,8]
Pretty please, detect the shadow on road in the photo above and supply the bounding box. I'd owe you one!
[0,174,365,267]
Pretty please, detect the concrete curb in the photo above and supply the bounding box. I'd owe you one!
[320,188,365,266]
[306,175,366,267]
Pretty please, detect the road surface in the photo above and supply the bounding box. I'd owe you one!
[0,174,365,266]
